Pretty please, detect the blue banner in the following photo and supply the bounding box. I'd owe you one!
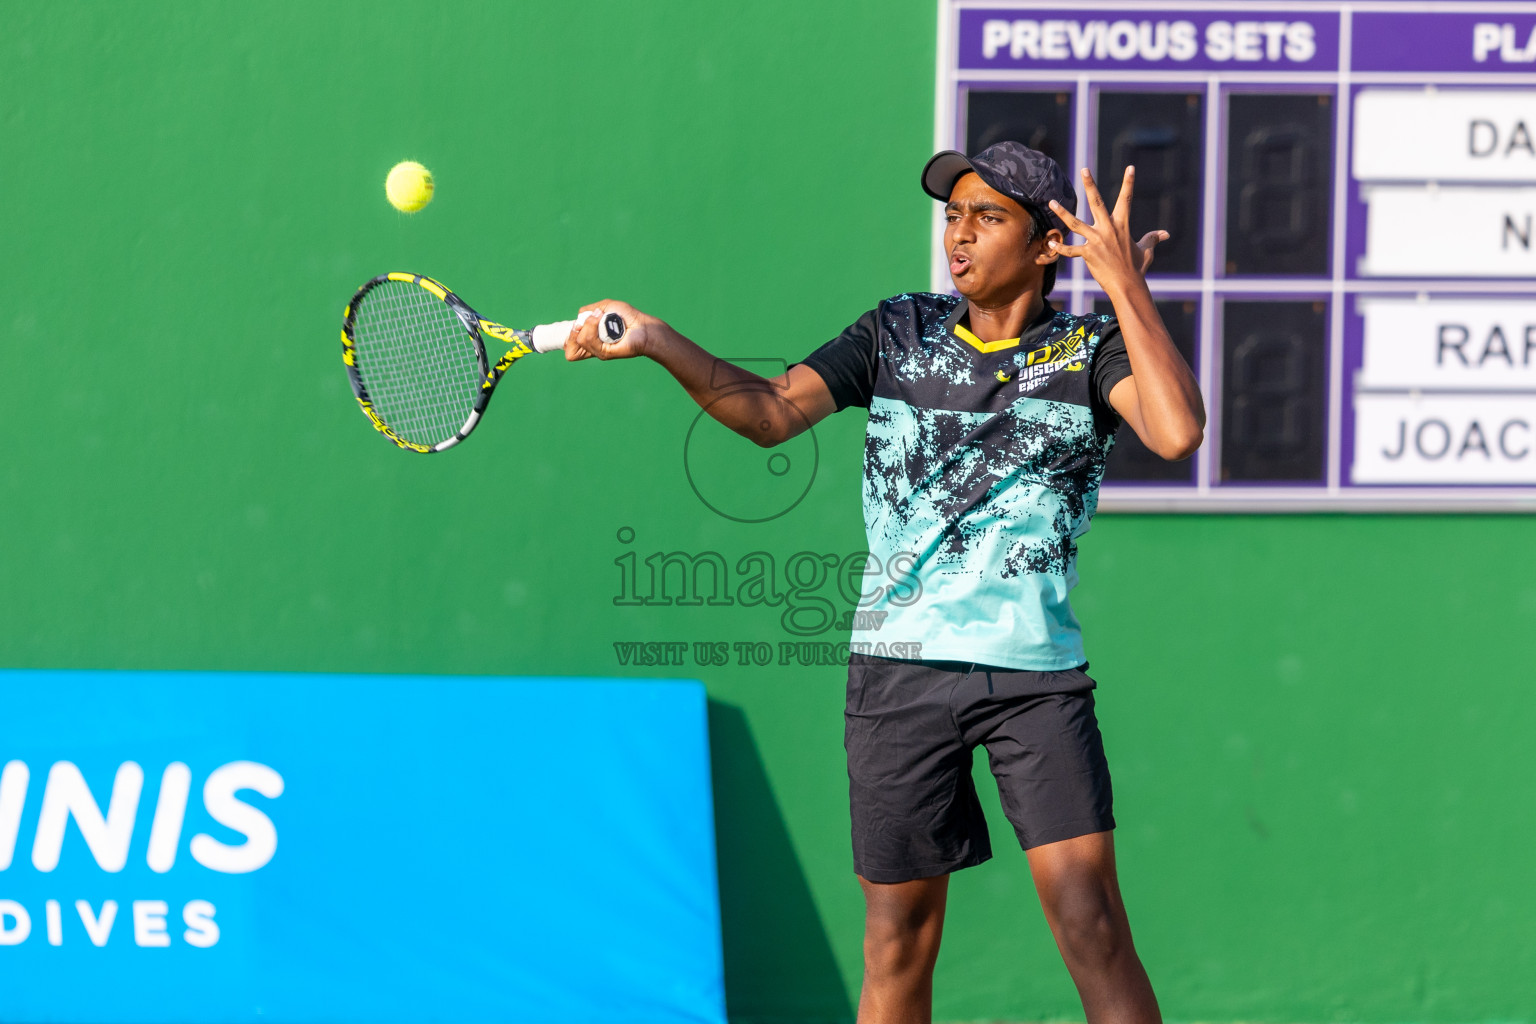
[0,671,725,1024]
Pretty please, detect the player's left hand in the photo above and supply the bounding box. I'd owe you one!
[1046,166,1169,290]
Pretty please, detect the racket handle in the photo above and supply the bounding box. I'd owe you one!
[530,320,577,354]
[528,310,628,354]
[598,312,627,344]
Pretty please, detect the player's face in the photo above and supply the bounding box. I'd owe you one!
[943,172,1055,304]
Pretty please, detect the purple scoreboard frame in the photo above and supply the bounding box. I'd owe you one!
[936,1,1536,511]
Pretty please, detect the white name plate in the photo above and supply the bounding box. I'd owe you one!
[1360,185,1536,276]
[1354,88,1536,182]
[1359,297,1536,389]
[1354,393,1536,483]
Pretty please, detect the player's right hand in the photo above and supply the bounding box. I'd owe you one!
[565,299,654,361]
[1048,166,1168,294]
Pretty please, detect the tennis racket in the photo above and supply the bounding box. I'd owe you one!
[339,272,626,453]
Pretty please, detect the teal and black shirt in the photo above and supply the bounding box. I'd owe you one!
[801,293,1131,671]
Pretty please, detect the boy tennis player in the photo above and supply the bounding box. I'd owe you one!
[568,142,1203,1024]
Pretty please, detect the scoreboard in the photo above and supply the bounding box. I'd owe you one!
[935,1,1536,510]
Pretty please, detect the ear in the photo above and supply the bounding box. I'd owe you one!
[1035,227,1064,265]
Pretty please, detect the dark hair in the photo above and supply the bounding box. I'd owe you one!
[1023,205,1059,297]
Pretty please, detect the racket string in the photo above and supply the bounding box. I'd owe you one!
[351,280,485,447]
[361,283,479,438]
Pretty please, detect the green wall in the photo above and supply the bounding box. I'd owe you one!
[3,3,1534,1022]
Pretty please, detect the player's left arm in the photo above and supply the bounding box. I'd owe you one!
[1048,166,1205,461]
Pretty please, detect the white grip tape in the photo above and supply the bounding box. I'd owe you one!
[530,309,600,354]
[530,320,575,353]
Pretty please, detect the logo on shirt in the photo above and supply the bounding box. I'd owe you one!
[1016,326,1089,393]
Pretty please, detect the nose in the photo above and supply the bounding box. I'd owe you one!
[949,214,976,246]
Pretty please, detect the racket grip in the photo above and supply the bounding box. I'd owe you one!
[530,321,576,354]
[529,311,628,353]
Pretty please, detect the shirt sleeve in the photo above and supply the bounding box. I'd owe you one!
[794,309,879,411]
[1090,318,1132,422]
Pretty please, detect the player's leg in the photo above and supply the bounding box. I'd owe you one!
[959,668,1158,1024]
[845,655,994,1024]
[856,873,949,1024]
[1027,831,1160,1024]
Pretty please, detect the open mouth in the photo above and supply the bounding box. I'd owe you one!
[949,250,972,276]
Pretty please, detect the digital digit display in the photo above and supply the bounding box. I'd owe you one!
[1220,300,1327,481]
[1224,93,1333,277]
[966,89,1073,168]
[937,1,1536,509]
[1096,91,1204,275]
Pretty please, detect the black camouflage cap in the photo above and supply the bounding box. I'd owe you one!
[922,141,1076,233]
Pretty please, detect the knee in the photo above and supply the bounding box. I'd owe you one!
[1046,880,1128,969]
[863,924,940,979]
[863,905,943,978]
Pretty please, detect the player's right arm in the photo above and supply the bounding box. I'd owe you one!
[564,298,837,448]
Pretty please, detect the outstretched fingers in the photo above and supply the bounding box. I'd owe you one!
[1111,165,1135,228]
[1080,166,1112,224]
[1047,198,1089,236]
[1048,238,1087,259]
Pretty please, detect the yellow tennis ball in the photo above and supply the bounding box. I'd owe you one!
[385,161,434,213]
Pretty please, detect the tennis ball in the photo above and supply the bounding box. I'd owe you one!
[385,161,434,213]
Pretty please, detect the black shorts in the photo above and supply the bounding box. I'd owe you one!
[844,653,1115,883]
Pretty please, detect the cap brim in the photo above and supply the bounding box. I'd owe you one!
[921,151,975,202]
